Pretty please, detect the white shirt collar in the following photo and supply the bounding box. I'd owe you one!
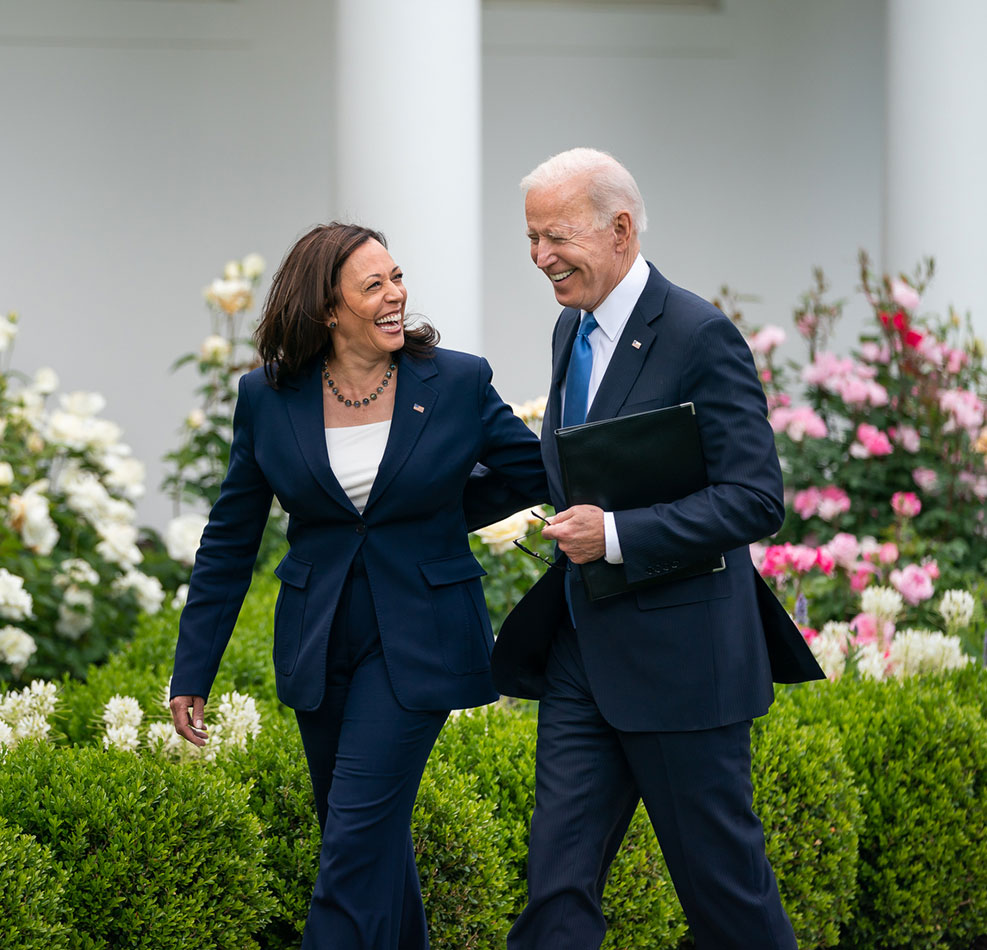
[582,253,650,341]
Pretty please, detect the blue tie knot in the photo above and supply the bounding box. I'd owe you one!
[578,311,598,338]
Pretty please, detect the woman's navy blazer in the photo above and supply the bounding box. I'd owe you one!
[171,347,547,713]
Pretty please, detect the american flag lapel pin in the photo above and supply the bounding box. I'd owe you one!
[413,403,425,413]
[631,340,642,349]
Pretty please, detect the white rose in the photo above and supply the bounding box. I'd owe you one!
[61,467,113,521]
[0,625,36,676]
[7,483,59,556]
[12,390,45,427]
[241,253,266,279]
[186,407,207,429]
[0,461,13,486]
[95,522,143,568]
[112,569,165,615]
[223,260,242,279]
[474,510,533,555]
[85,418,123,451]
[171,583,189,610]
[200,334,233,364]
[54,558,100,587]
[59,391,106,418]
[166,513,208,566]
[0,569,33,622]
[101,453,146,501]
[0,312,18,352]
[32,367,59,395]
[203,278,253,315]
[45,410,91,449]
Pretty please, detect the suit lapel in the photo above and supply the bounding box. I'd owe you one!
[586,265,669,423]
[546,308,580,428]
[283,359,359,513]
[363,354,438,512]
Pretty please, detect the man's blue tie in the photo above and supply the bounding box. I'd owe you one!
[562,312,598,428]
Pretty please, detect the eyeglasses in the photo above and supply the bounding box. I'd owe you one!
[512,510,570,572]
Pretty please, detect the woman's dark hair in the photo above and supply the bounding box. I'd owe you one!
[254,222,438,386]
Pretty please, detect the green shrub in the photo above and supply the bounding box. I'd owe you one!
[0,741,275,950]
[753,694,862,949]
[414,755,513,950]
[433,704,688,948]
[58,572,285,745]
[432,703,538,912]
[788,675,987,950]
[0,816,70,950]
[602,804,688,950]
[214,719,319,950]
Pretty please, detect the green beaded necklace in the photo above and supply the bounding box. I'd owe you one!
[323,358,396,409]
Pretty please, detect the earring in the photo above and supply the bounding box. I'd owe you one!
[328,320,337,329]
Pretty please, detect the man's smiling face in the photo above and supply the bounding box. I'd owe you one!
[524,175,627,313]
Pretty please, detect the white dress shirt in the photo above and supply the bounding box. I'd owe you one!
[561,253,650,564]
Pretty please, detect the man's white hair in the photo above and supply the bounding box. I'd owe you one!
[520,147,648,235]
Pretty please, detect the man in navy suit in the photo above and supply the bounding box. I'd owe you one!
[499,148,816,949]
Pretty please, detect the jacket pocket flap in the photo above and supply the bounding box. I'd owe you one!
[635,567,730,610]
[419,552,487,587]
[274,554,312,589]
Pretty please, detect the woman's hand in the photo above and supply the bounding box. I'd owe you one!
[170,695,209,747]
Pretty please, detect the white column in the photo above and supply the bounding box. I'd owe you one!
[884,0,987,333]
[334,0,482,353]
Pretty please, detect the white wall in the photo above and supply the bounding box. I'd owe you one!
[2,0,888,532]
[481,0,885,404]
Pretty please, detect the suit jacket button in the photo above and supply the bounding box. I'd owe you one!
[355,524,366,535]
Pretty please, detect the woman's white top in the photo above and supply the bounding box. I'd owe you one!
[324,420,391,514]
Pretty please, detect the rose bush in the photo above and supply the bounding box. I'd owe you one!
[0,313,181,683]
[732,254,987,576]
[161,253,286,572]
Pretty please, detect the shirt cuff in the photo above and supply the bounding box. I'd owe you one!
[603,511,623,564]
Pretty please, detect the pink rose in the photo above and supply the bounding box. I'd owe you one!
[850,423,893,458]
[890,277,921,312]
[748,325,786,354]
[822,532,860,569]
[912,468,939,492]
[946,348,967,375]
[759,545,789,578]
[921,559,939,580]
[793,487,821,520]
[787,544,819,574]
[890,425,920,453]
[890,491,921,518]
[816,486,851,521]
[859,341,891,364]
[815,548,835,575]
[850,564,876,592]
[889,563,934,605]
[850,612,878,645]
[769,406,828,442]
[878,542,899,565]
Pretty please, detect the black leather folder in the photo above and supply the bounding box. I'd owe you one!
[555,402,725,601]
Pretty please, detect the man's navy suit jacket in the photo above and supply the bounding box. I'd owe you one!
[171,348,547,713]
[494,263,821,733]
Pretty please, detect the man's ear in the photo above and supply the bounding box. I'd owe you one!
[612,210,634,251]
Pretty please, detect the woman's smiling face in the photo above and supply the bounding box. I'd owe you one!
[333,238,408,356]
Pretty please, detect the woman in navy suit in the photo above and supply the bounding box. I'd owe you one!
[169,223,547,949]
